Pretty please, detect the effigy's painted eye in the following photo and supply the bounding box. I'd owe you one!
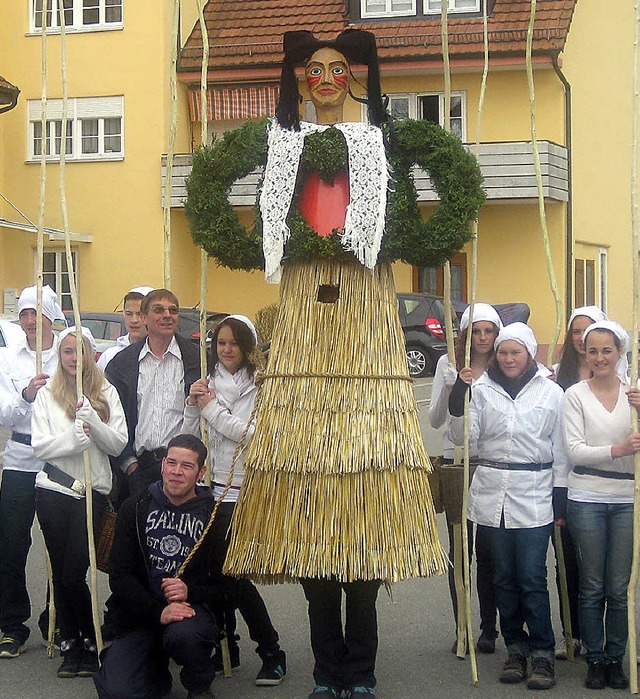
[332,66,345,75]
[308,67,323,76]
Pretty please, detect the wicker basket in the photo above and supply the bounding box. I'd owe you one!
[96,507,117,574]
[439,463,477,524]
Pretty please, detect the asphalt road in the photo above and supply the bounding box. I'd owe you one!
[0,382,632,698]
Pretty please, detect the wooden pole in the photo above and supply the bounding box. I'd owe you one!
[526,0,573,664]
[162,0,180,289]
[627,0,640,692]
[195,0,212,488]
[58,12,103,657]
[37,8,57,661]
[459,0,490,684]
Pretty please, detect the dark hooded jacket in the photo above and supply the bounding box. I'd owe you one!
[105,482,226,635]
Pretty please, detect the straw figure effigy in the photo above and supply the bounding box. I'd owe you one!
[185,29,485,584]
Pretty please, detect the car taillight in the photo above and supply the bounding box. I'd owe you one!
[424,317,445,338]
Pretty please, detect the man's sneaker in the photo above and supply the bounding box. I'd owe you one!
[555,637,581,660]
[499,653,527,684]
[0,636,25,658]
[309,687,341,698]
[476,629,498,654]
[255,649,286,686]
[605,660,629,689]
[213,640,240,676]
[187,690,215,699]
[57,646,83,678]
[346,687,377,698]
[585,661,607,689]
[527,657,556,690]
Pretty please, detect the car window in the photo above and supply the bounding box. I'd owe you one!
[83,320,106,339]
[105,321,123,341]
[404,299,423,314]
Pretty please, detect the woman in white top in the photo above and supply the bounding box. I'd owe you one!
[449,322,565,690]
[551,305,606,661]
[429,303,502,654]
[32,327,127,680]
[183,314,285,685]
[562,320,640,691]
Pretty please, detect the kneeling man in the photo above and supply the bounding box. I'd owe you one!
[94,434,224,699]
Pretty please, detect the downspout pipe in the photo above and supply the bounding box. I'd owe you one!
[551,51,573,322]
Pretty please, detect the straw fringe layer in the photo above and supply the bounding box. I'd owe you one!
[225,468,448,584]
[225,260,446,582]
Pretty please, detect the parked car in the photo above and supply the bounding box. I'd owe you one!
[0,316,23,350]
[397,292,458,378]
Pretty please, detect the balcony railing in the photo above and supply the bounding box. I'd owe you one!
[161,140,568,208]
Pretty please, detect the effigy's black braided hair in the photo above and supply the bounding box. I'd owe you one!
[275,28,390,132]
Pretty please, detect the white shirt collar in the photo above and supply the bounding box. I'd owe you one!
[139,335,181,361]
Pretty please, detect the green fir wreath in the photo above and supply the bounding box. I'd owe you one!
[185,116,485,271]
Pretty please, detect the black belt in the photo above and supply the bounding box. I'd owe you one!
[43,463,86,496]
[480,460,552,472]
[574,465,634,481]
[10,432,31,446]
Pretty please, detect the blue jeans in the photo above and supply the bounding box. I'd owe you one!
[567,500,633,663]
[487,522,554,660]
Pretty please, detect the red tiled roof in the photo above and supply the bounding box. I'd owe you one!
[178,0,577,75]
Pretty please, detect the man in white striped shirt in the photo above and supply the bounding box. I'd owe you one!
[105,289,200,499]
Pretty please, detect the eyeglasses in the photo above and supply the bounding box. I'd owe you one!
[150,305,179,315]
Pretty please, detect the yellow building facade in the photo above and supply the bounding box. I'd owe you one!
[0,0,636,351]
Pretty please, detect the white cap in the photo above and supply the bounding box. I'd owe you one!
[460,303,503,333]
[128,286,155,296]
[226,314,258,343]
[18,285,64,323]
[568,305,607,328]
[583,320,630,382]
[495,322,538,358]
[59,325,98,357]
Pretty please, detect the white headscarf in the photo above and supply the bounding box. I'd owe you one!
[59,325,98,357]
[582,320,630,382]
[460,303,503,333]
[568,305,607,328]
[495,322,538,359]
[17,285,64,323]
[226,314,258,344]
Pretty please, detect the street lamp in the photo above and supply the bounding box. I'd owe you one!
[0,74,20,115]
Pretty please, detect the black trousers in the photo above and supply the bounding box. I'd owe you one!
[35,488,107,644]
[213,502,280,658]
[447,517,497,635]
[93,605,218,698]
[551,522,581,640]
[0,470,37,644]
[301,577,381,691]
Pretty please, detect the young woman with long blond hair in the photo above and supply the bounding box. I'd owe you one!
[32,327,127,680]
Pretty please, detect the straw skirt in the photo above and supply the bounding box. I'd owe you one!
[224,259,447,583]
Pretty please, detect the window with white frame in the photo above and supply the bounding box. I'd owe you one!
[31,0,123,33]
[361,0,416,18]
[27,96,124,161]
[41,249,77,311]
[386,92,466,140]
[424,0,480,14]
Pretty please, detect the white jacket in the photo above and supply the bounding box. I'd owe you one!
[450,368,567,528]
[182,367,256,501]
[32,381,128,497]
